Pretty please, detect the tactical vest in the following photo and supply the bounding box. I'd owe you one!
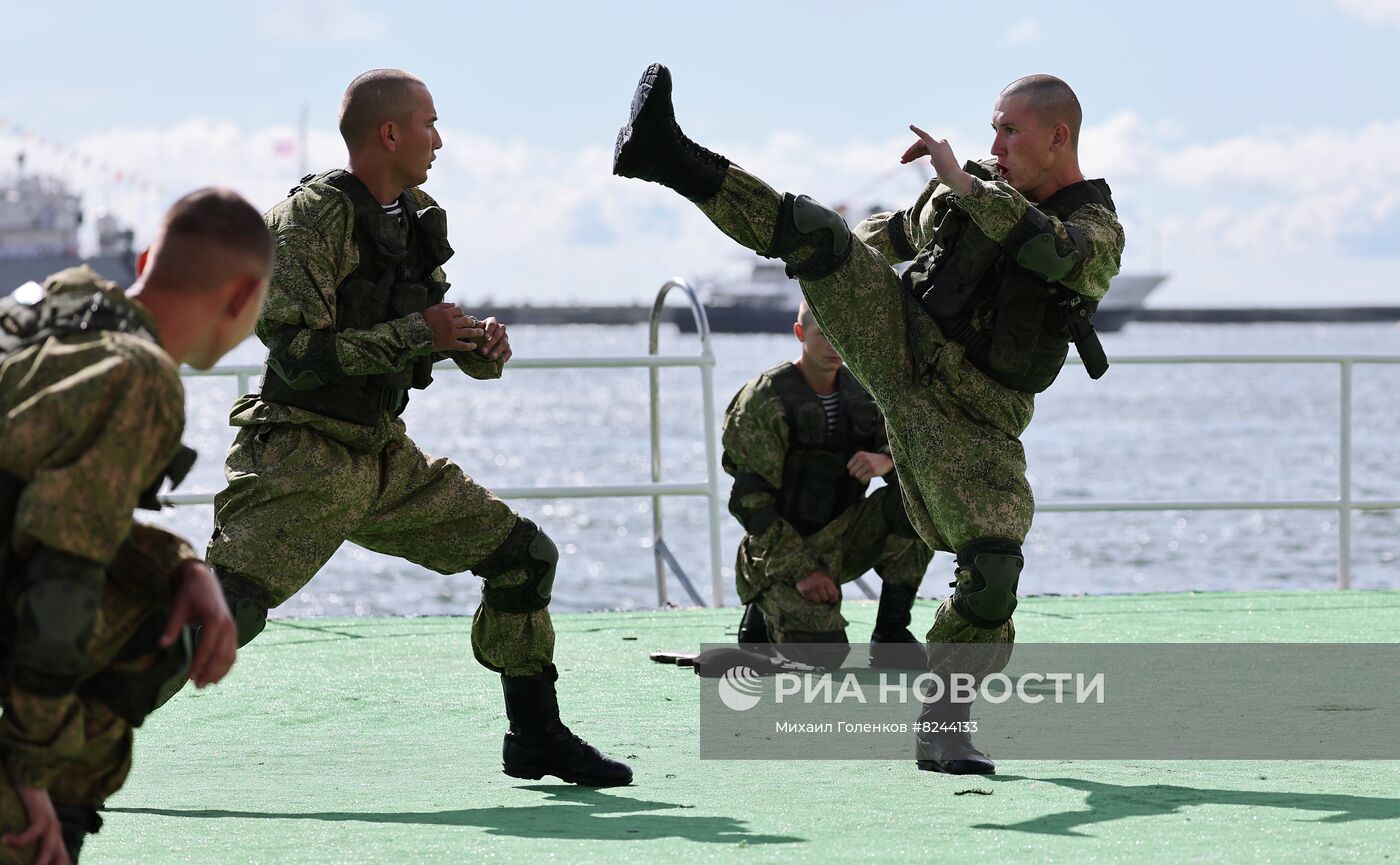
[260,170,453,426]
[768,362,882,536]
[902,161,1117,394]
[0,282,196,510]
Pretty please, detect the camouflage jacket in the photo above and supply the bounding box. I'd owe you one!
[722,367,891,584]
[0,266,197,789]
[856,170,1124,300]
[232,175,505,452]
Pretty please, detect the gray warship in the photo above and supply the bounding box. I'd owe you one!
[0,156,136,294]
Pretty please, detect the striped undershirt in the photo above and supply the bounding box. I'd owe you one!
[382,199,403,222]
[818,391,840,434]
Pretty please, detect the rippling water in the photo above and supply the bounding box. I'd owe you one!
[153,319,1400,616]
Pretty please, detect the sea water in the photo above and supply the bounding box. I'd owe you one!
[155,320,1400,616]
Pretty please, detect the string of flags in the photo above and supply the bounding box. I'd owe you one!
[0,118,173,196]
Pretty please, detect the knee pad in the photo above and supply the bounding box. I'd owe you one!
[9,546,105,696]
[950,538,1023,629]
[215,567,269,647]
[764,192,853,280]
[474,518,558,614]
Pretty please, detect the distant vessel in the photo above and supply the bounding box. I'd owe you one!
[0,155,136,294]
[680,260,1167,334]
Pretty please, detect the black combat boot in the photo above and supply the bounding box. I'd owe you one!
[501,665,633,787]
[613,63,730,202]
[869,584,926,669]
[915,692,996,775]
[736,604,774,654]
[53,804,102,863]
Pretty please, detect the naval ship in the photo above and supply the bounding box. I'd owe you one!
[0,156,137,294]
[679,259,1167,334]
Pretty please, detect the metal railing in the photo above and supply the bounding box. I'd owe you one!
[172,277,726,608]
[173,331,1396,604]
[1045,353,1400,589]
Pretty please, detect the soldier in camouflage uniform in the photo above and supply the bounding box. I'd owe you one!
[614,65,1124,774]
[205,69,630,787]
[0,189,270,864]
[725,301,931,667]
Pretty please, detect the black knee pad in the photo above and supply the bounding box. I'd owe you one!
[764,192,853,280]
[215,567,270,647]
[9,546,105,697]
[950,538,1023,629]
[474,518,558,614]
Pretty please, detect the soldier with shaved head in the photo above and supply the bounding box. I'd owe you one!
[614,66,1123,775]
[206,69,630,787]
[1,188,270,863]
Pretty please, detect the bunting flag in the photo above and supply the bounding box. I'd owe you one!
[0,119,169,195]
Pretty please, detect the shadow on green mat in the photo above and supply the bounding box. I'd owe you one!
[107,785,805,846]
[976,775,1400,836]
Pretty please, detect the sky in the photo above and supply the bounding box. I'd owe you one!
[3,0,1398,308]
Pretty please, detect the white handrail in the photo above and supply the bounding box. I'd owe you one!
[174,335,1398,600]
[1048,353,1400,589]
[648,277,722,608]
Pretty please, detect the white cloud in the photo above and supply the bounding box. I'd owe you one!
[257,0,386,42]
[1335,0,1400,25]
[1073,112,1400,290]
[5,113,1397,308]
[1003,16,1041,45]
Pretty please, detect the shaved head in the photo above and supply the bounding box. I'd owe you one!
[1001,74,1082,149]
[797,300,817,330]
[145,187,274,292]
[339,68,427,150]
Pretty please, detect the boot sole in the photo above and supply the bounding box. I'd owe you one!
[916,758,996,775]
[613,62,671,177]
[504,763,634,787]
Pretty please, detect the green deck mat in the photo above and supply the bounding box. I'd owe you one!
[95,591,1400,864]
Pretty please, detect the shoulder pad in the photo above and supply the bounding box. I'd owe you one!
[1003,206,1086,283]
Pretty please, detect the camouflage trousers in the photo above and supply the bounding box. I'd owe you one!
[1,568,176,862]
[738,484,931,641]
[700,167,1032,650]
[207,424,553,677]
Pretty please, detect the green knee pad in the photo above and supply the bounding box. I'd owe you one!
[475,518,558,614]
[9,546,105,697]
[950,538,1023,629]
[764,193,853,280]
[215,567,270,647]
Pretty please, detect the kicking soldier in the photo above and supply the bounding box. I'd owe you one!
[613,64,1123,774]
